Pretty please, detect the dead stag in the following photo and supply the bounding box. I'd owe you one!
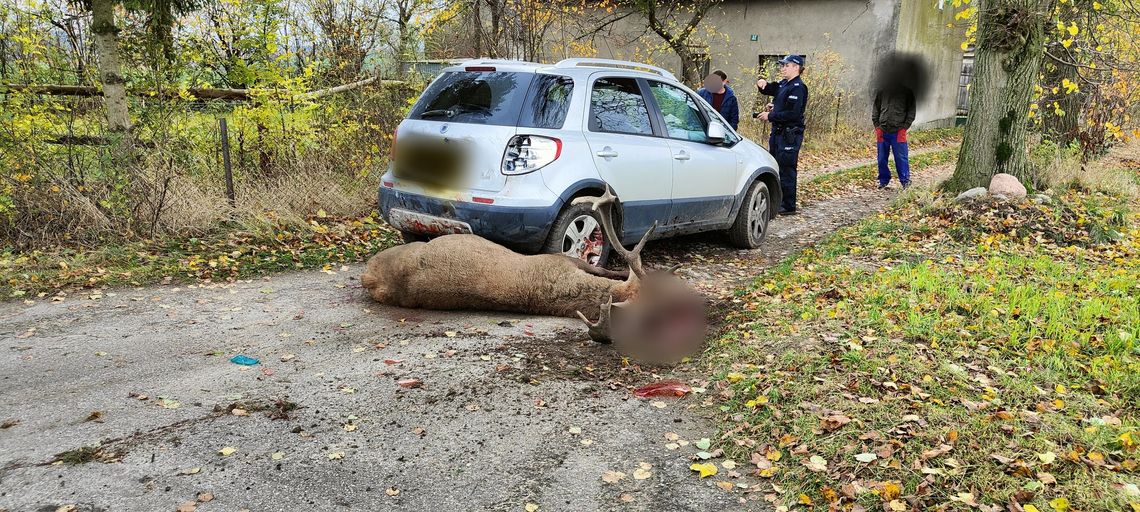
[361,187,705,361]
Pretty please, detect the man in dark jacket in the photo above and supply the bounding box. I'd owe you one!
[872,85,916,188]
[697,70,739,130]
[756,55,808,215]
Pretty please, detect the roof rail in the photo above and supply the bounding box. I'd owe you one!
[553,58,677,80]
[458,58,542,67]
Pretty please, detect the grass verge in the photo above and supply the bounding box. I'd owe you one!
[801,147,960,203]
[703,185,1140,510]
[1,214,399,299]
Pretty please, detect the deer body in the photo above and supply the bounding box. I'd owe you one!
[362,187,704,357]
[362,233,636,318]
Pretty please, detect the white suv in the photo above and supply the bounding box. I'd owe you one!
[378,58,781,265]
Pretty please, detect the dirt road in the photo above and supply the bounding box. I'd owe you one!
[0,164,952,512]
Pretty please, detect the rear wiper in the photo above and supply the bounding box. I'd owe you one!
[420,109,455,118]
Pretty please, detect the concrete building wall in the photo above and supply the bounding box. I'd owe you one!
[895,0,964,128]
[579,0,963,129]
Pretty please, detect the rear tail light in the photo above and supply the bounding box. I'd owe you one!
[501,135,561,175]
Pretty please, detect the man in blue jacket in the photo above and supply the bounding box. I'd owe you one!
[756,55,808,215]
[697,70,739,130]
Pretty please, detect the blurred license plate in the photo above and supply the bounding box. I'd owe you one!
[388,208,472,236]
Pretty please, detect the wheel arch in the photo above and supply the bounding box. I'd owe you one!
[731,167,781,221]
[557,179,626,241]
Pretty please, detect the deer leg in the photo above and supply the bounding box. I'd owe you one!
[571,257,630,281]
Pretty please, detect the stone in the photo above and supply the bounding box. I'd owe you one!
[988,173,1027,199]
[955,187,988,203]
[1032,194,1052,204]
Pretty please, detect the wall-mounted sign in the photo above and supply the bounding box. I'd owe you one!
[750,34,759,42]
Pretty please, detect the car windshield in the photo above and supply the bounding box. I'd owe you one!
[409,71,535,126]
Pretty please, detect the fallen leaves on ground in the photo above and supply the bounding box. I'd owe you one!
[705,178,1140,510]
[601,470,626,483]
[2,214,399,299]
[689,462,718,478]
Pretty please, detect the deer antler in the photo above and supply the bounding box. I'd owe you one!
[571,185,655,280]
[575,295,630,343]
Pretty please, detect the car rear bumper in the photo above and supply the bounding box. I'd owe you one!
[378,186,560,253]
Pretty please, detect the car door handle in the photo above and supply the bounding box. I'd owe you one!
[595,148,619,159]
[673,151,691,161]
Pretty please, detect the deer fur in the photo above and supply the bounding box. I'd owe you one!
[362,187,686,345]
[361,233,636,318]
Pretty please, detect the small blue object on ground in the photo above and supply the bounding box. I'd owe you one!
[230,355,259,366]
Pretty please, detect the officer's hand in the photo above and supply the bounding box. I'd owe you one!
[766,103,774,112]
[756,79,768,90]
[758,112,769,121]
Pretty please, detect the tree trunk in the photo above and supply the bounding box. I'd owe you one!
[944,0,1054,193]
[90,0,131,132]
[679,50,707,86]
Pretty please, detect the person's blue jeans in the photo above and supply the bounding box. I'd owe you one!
[876,128,910,187]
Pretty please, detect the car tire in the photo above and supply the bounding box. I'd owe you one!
[543,201,613,267]
[727,180,771,249]
[400,230,429,244]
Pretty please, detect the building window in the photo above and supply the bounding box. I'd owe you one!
[957,46,974,116]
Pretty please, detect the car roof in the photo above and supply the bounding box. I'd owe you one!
[444,58,680,83]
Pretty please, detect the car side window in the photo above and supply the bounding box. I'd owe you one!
[589,77,653,136]
[647,81,707,142]
[519,74,574,129]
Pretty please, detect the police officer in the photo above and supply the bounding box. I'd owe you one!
[755,54,808,215]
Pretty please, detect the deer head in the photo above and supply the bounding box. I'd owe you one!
[570,186,707,364]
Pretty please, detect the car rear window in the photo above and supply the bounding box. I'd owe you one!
[409,71,534,126]
[408,71,573,128]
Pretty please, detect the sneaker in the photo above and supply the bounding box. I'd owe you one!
[878,183,888,190]
[778,208,798,216]
[901,182,911,189]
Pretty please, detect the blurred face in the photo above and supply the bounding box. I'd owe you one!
[703,74,725,93]
[780,61,801,80]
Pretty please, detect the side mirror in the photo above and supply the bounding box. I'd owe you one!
[706,122,726,144]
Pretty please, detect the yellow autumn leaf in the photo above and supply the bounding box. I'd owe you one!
[525,503,540,512]
[1068,23,1079,36]
[690,462,718,478]
[725,372,745,383]
[218,446,237,456]
[1025,506,1040,512]
[758,467,778,478]
[1050,497,1070,511]
[799,494,813,505]
[882,481,902,500]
